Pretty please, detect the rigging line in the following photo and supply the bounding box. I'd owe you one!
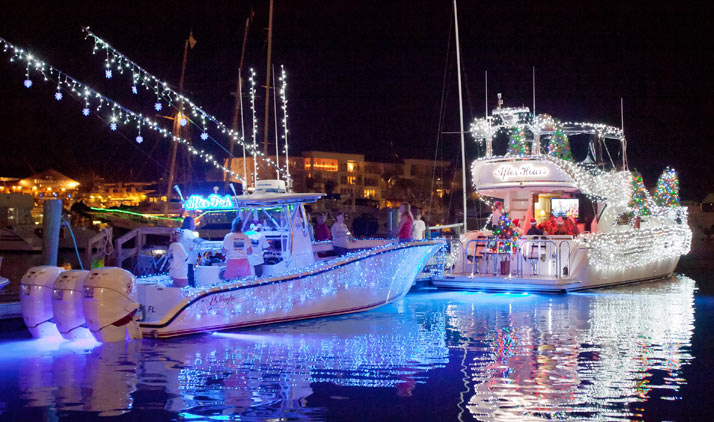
[429,16,454,219]
[82,29,283,172]
[40,76,168,174]
[602,139,617,169]
[93,113,169,172]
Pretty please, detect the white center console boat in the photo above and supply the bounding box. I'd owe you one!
[21,181,443,341]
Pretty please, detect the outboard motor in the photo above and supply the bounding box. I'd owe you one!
[20,266,63,338]
[82,267,142,342]
[52,270,92,340]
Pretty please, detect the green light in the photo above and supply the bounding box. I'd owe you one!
[89,207,182,221]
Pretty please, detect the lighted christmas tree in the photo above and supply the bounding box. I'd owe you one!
[508,127,529,156]
[492,214,519,253]
[629,170,651,217]
[653,167,680,207]
[547,124,573,161]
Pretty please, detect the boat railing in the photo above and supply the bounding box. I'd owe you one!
[557,240,573,278]
[515,238,559,278]
[113,227,174,274]
[455,236,576,279]
[462,238,491,276]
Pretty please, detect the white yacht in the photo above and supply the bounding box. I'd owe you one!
[20,180,443,341]
[431,105,691,292]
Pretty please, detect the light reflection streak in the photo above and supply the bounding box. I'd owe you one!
[448,276,696,421]
[0,276,696,421]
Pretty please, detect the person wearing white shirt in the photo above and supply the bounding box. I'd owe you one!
[412,211,426,240]
[489,201,504,229]
[245,223,270,275]
[168,230,189,287]
[179,217,203,287]
[331,212,351,255]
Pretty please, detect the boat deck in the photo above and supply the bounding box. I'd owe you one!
[432,272,580,293]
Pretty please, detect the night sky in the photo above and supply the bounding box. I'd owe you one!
[0,1,712,199]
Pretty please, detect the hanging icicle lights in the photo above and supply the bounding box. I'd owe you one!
[0,36,258,182]
[81,27,289,176]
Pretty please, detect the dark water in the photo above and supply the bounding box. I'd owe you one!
[0,273,712,421]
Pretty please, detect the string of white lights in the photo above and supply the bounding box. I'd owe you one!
[249,68,258,187]
[279,65,292,187]
[82,28,290,176]
[0,37,248,184]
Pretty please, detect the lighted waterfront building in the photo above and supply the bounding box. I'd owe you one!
[0,169,80,205]
[225,152,456,221]
[81,181,157,207]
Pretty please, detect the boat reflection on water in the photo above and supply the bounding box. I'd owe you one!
[2,275,696,421]
[446,276,696,421]
[10,304,449,419]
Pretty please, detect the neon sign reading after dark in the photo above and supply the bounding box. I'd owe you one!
[184,194,234,210]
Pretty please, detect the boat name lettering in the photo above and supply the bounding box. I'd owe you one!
[184,194,234,210]
[493,164,549,180]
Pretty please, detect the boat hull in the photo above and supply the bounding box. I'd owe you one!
[432,253,681,293]
[140,240,442,338]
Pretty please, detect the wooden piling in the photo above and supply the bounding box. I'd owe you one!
[42,199,62,266]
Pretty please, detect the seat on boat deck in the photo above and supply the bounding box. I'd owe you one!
[522,236,548,276]
[463,235,488,276]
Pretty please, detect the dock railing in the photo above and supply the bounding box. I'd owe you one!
[113,227,174,274]
[85,228,113,269]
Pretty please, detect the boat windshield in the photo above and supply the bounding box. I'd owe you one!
[239,204,298,234]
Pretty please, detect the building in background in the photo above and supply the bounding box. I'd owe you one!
[0,169,79,206]
[226,151,459,225]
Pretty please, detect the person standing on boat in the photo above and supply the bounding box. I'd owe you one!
[396,202,414,242]
[168,229,189,287]
[331,212,351,255]
[222,217,253,279]
[314,213,330,242]
[180,216,203,287]
[246,222,270,276]
[488,201,504,230]
[412,210,426,240]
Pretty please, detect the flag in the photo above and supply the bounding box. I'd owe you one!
[188,31,197,49]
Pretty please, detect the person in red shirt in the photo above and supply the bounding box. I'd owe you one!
[314,213,330,241]
[396,202,414,242]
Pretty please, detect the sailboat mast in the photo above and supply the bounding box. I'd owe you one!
[229,15,252,190]
[453,0,468,232]
[164,35,190,216]
[263,0,274,158]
